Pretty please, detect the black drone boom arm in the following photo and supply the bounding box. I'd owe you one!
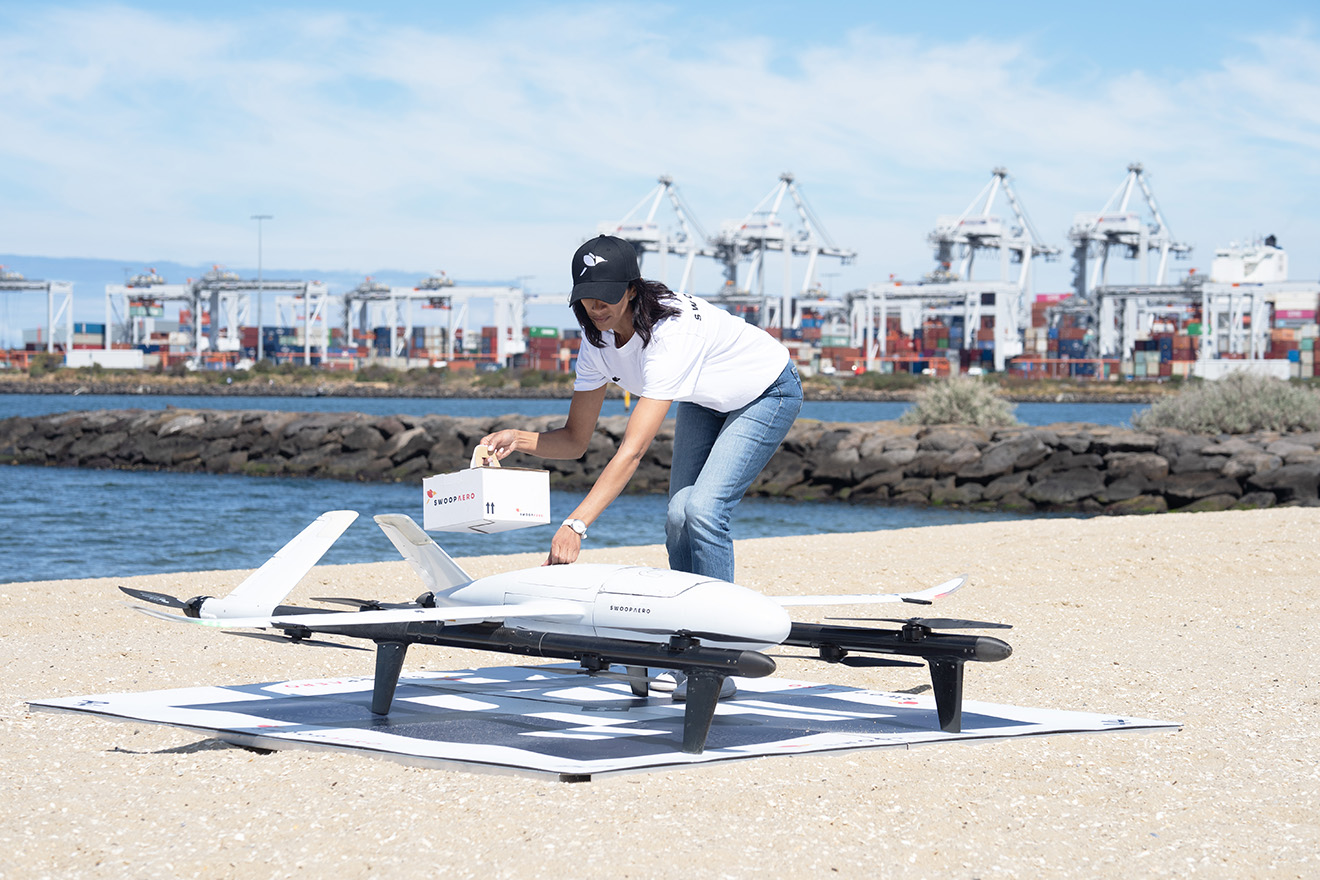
[784,622,1012,733]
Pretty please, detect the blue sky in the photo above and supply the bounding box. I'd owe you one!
[2,1,1318,337]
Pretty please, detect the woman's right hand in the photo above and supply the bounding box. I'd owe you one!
[480,429,526,461]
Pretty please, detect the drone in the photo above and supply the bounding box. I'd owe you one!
[122,511,1012,754]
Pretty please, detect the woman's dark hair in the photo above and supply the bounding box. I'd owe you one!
[572,278,681,348]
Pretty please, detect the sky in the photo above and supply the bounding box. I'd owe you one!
[1,0,1318,339]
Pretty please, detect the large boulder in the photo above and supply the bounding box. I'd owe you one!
[1025,468,1106,506]
[958,434,1050,479]
[1104,452,1169,482]
[1246,462,1320,502]
[917,426,990,452]
[1161,472,1243,506]
[379,426,433,464]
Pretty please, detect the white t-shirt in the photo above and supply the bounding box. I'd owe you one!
[573,292,790,412]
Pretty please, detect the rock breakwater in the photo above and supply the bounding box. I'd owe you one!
[4,408,1319,513]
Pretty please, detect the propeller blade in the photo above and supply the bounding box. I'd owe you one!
[310,597,385,609]
[840,656,925,668]
[524,665,654,685]
[826,616,1011,630]
[225,631,369,651]
[893,684,932,695]
[766,652,924,669]
[119,586,186,609]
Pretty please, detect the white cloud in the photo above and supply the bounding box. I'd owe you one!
[0,0,1316,317]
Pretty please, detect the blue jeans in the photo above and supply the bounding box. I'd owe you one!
[665,362,802,582]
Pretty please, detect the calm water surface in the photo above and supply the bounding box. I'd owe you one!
[0,464,1074,585]
[0,391,1119,584]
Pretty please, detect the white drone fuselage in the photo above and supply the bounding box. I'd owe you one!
[434,564,793,651]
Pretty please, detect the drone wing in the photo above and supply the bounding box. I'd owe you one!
[771,575,967,608]
[128,598,585,630]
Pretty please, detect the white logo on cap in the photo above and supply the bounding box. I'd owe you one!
[579,252,607,276]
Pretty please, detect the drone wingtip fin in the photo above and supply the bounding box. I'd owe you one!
[373,513,473,594]
[204,510,358,618]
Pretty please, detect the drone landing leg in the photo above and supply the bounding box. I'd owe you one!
[929,657,966,733]
[681,671,725,754]
[371,641,409,715]
[625,665,649,698]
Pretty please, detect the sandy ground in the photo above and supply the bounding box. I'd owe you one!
[2,508,1317,879]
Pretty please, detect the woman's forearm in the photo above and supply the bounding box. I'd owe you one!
[481,386,606,461]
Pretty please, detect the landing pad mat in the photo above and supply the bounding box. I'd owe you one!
[31,665,1179,779]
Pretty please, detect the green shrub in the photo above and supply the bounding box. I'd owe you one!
[27,353,64,378]
[898,375,1019,427]
[849,370,924,391]
[515,369,567,389]
[405,366,448,387]
[356,363,402,383]
[1131,371,1320,434]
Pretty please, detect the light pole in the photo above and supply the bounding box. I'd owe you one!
[251,214,272,363]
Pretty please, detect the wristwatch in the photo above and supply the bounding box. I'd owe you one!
[561,518,588,538]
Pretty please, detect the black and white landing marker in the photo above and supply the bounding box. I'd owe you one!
[32,664,1179,781]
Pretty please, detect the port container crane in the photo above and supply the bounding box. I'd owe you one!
[1,268,73,354]
[1069,162,1191,301]
[928,167,1060,293]
[924,167,1060,352]
[342,276,526,365]
[708,172,856,329]
[597,175,714,294]
[104,267,329,366]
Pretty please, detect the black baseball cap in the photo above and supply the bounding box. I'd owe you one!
[569,235,641,305]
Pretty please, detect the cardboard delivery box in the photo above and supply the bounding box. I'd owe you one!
[422,445,551,533]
